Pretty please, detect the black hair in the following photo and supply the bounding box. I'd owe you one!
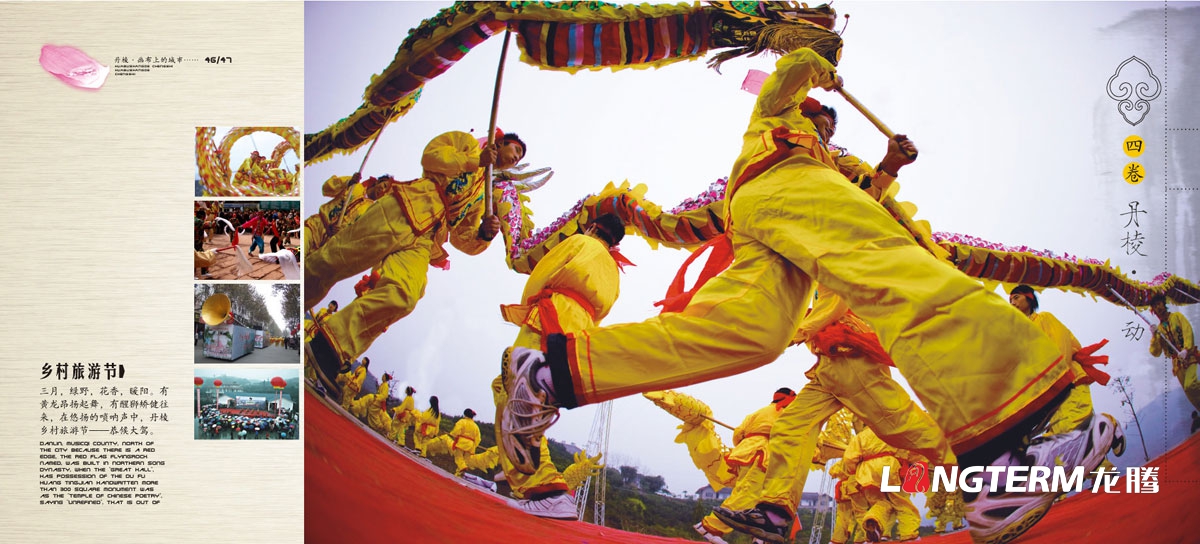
[429,395,440,413]
[328,300,339,311]
[500,133,527,160]
[405,386,416,396]
[1010,285,1039,312]
[464,408,476,418]
[589,213,626,248]
[820,105,838,126]
[1148,293,1167,307]
[360,356,370,369]
[775,387,795,397]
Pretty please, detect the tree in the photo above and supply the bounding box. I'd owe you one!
[640,474,666,494]
[274,283,301,334]
[619,465,641,487]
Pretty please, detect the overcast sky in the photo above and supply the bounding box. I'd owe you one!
[304,2,1198,497]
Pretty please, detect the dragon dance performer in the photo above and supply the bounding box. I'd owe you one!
[694,388,796,544]
[829,458,866,544]
[839,427,922,542]
[413,395,443,458]
[493,213,628,519]
[335,357,369,416]
[715,284,953,543]
[1148,293,1200,411]
[1009,285,1119,438]
[353,372,394,435]
[390,386,418,446]
[429,408,481,477]
[304,300,338,343]
[306,131,521,373]
[500,47,1118,544]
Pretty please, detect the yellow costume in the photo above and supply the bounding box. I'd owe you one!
[305,131,495,362]
[547,47,1068,456]
[843,428,920,541]
[414,407,442,457]
[363,381,392,436]
[697,400,785,538]
[1030,312,1093,435]
[304,306,335,343]
[752,285,953,515]
[496,233,621,498]
[446,416,481,477]
[1150,311,1200,410]
[303,174,374,255]
[829,459,863,544]
[390,392,417,445]
[336,364,367,415]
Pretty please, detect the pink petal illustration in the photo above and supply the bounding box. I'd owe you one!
[40,44,109,89]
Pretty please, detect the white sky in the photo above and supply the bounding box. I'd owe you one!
[304,2,1199,497]
[251,283,290,333]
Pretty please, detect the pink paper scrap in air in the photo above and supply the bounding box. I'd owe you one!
[40,44,109,90]
[741,69,768,95]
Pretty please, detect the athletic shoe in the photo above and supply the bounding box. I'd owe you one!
[694,521,730,544]
[509,492,577,520]
[965,413,1119,544]
[500,347,561,474]
[863,519,883,542]
[713,503,793,544]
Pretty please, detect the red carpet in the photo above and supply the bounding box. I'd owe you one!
[305,386,1200,543]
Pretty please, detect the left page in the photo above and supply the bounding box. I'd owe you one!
[0,3,304,542]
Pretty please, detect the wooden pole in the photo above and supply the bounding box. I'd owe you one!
[485,28,514,217]
[835,83,917,159]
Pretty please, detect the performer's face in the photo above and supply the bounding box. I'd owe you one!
[496,141,523,170]
[1009,293,1033,316]
[1151,301,1168,320]
[812,113,835,143]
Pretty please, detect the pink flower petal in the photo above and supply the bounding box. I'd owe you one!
[40,44,108,90]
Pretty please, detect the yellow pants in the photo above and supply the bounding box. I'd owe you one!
[1179,363,1200,412]
[417,432,445,458]
[305,195,437,361]
[860,487,918,540]
[564,163,1067,451]
[701,461,767,535]
[492,375,569,498]
[759,354,953,511]
[831,499,860,544]
[1044,384,1094,435]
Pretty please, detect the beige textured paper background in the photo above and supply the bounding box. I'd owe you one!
[0,2,303,542]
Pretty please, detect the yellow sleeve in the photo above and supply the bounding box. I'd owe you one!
[1034,312,1081,361]
[1150,324,1164,357]
[753,48,837,120]
[843,433,863,474]
[794,284,850,343]
[420,131,481,178]
[732,412,753,446]
[1175,313,1195,351]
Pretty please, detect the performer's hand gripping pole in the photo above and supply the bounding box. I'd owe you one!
[834,82,918,159]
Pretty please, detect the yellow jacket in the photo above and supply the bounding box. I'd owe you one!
[502,234,620,341]
[726,402,783,470]
[726,48,838,209]
[449,417,481,454]
[1031,312,1086,383]
[389,131,492,266]
[392,394,416,424]
[416,408,442,438]
[1151,312,1195,358]
[366,382,392,431]
[843,427,902,490]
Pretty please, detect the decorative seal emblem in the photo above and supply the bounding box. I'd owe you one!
[1106,56,1161,126]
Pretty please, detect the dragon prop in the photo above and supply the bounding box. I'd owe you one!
[304,1,842,165]
[492,173,1199,308]
[196,126,302,197]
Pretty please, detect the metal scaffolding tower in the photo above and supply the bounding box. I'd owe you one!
[574,400,613,525]
[808,462,835,544]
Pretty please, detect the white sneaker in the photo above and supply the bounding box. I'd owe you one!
[500,347,561,475]
[694,522,730,544]
[508,492,577,520]
[965,413,1120,544]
